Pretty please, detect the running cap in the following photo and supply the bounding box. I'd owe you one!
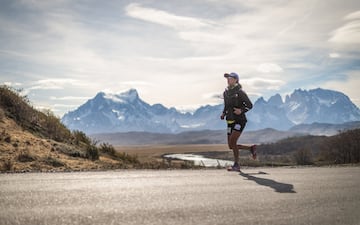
[224,72,239,80]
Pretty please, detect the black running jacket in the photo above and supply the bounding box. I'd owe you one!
[222,84,253,122]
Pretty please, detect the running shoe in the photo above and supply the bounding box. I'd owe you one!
[250,145,257,160]
[227,163,240,172]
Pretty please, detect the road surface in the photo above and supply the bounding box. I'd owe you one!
[1,167,359,225]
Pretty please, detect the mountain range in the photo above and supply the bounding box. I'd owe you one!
[61,88,360,135]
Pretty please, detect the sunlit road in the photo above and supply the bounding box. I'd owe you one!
[1,167,359,225]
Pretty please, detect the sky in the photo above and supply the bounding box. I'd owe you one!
[1,0,360,117]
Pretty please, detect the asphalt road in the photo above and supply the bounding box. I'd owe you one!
[0,167,359,225]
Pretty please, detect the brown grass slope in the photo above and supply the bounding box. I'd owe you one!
[0,86,139,172]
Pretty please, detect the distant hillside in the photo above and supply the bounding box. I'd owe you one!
[91,128,304,146]
[0,86,139,172]
[194,129,360,166]
[257,128,360,165]
[91,121,360,146]
[289,121,360,136]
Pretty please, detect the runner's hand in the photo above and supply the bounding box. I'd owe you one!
[233,108,242,115]
[220,113,225,120]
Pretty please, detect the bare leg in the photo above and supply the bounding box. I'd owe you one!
[229,131,241,164]
[237,144,257,160]
[237,144,252,150]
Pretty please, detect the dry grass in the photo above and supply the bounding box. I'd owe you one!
[0,114,229,172]
[116,144,230,162]
[0,117,129,172]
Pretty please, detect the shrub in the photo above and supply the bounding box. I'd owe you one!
[86,145,99,161]
[42,109,72,142]
[72,130,92,146]
[99,143,116,156]
[43,157,65,167]
[17,149,36,162]
[2,159,13,171]
[181,160,196,169]
[0,85,35,127]
[55,144,85,158]
[115,152,139,164]
[0,107,5,121]
[293,149,313,165]
[1,129,11,143]
[320,129,360,164]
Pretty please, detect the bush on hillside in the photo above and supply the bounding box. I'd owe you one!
[72,130,92,146]
[0,107,5,121]
[99,143,116,156]
[320,129,360,164]
[1,160,13,172]
[0,85,72,142]
[43,156,66,167]
[17,149,36,162]
[115,152,139,164]
[293,148,313,165]
[0,86,34,127]
[1,130,11,143]
[256,135,327,155]
[86,145,99,161]
[41,109,72,142]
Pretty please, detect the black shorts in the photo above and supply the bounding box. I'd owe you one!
[227,121,246,135]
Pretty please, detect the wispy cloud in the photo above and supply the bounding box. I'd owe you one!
[257,63,284,73]
[49,96,90,101]
[329,10,360,44]
[28,79,82,91]
[125,3,215,30]
[245,78,286,91]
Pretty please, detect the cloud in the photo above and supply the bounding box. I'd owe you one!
[257,63,283,73]
[244,78,286,91]
[125,3,215,30]
[323,70,360,107]
[24,79,86,96]
[49,96,90,101]
[345,10,360,20]
[329,53,340,58]
[329,10,360,44]
[2,81,22,86]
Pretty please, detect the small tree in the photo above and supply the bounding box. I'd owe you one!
[43,109,71,142]
[293,148,313,165]
[320,129,360,164]
[86,145,99,161]
[72,130,92,146]
[99,143,116,156]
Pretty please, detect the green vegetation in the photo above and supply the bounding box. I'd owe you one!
[293,149,313,165]
[320,129,360,164]
[256,130,360,166]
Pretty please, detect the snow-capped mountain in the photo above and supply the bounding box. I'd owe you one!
[61,88,360,134]
[62,89,224,134]
[284,88,360,124]
[62,89,180,134]
[246,88,360,130]
[246,95,294,130]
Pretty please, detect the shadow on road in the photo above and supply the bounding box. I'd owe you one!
[239,171,296,193]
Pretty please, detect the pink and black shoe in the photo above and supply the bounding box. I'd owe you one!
[227,162,240,172]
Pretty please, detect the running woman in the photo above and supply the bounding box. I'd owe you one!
[220,72,257,171]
